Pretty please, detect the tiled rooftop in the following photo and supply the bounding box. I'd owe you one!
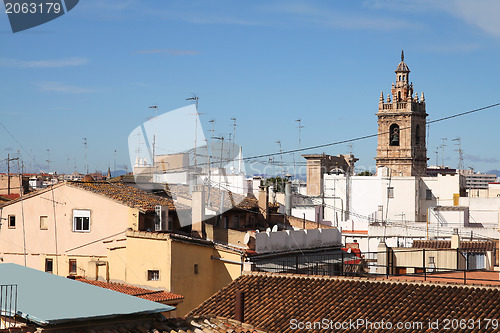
[166,183,259,211]
[412,239,496,252]
[376,271,500,286]
[6,316,265,333]
[75,277,184,303]
[189,272,500,333]
[68,181,188,212]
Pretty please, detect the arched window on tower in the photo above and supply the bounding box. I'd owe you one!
[415,124,421,145]
[390,124,400,146]
[397,91,401,101]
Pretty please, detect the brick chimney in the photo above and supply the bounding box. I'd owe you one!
[451,228,460,249]
[191,185,206,239]
[235,290,245,322]
[258,185,269,220]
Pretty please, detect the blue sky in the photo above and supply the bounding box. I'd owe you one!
[1,0,500,176]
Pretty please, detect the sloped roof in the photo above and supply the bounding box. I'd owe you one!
[166,184,259,212]
[6,316,265,333]
[0,264,173,326]
[68,181,188,212]
[75,278,184,303]
[412,240,496,252]
[189,272,500,333]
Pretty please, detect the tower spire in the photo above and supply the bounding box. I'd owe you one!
[401,50,404,62]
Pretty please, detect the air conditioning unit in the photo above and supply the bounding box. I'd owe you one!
[154,205,171,231]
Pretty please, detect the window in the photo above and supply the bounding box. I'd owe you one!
[69,259,77,274]
[234,215,240,228]
[147,270,159,281]
[8,215,15,229]
[387,187,394,198]
[194,264,199,275]
[426,189,433,200]
[40,216,48,230]
[73,210,90,232]
[45,259,53,273]
[389,124,400,146]
[429,256,435,264]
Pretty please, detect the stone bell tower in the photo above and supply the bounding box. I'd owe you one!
[375,51,427,176]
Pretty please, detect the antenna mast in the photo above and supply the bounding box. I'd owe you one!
[230,117,237,174]
[82,138,88,174]
[452,137,464,171]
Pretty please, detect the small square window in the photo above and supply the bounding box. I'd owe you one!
[45,259,53,273]
[147,270,159,281]
[73,210,90,232]
[40,216,48,230]
[194,264,199,274]
[425,189,433,200]
[8,215,15,229]
[69,259,77,274]
[387,187,394,199]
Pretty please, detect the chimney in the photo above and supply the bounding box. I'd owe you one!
[285,182,292,216]
[258,185,269,220]
[191,185,206,239]
[235,290,245,322]
[451,228,460,249]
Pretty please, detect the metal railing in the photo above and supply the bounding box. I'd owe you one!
[252,248,500,285]
[0,284,17,329]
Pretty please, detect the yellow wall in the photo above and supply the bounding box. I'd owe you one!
[112,230,243,316]
[170,240,242,315]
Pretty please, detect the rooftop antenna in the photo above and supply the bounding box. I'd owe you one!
[275,140,284,179]
[46,149,51,172]
[347,143,353,155]
[295,119,304,178]
[113,149,117,173]
[230,117,237,174]
[82,138,88,174]
[440,138,447,168]
[452,137,464,171]
[149,105,158,176]
[187,96,203,183]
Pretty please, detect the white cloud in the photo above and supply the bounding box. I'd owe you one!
[452,0,500,38]
[365,0,500,38]
[0,57,89,68]
[135,49,200,56]
[261,2,417,31]
[36,81,96,93]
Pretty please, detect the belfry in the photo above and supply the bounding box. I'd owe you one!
[375,51,428,176]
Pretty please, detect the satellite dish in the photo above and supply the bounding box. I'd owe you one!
[272,225,278,232]
[266,228,271,233]
[243,232,250,245]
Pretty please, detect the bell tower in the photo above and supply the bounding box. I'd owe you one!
[375,51,427,176]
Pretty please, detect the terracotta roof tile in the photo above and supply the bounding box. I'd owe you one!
[75,278,184,302]
[412,240,496,252]
[8,316,265,333]
[166,184,259,211]
[68,181,188,212]
[189,272,500,333]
